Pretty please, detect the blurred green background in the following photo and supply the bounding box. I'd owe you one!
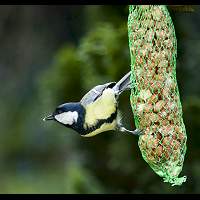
[0,5,199,194]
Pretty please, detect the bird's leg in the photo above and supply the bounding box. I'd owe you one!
[118,126,143,136]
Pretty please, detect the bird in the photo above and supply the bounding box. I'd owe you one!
[43,71,143,137]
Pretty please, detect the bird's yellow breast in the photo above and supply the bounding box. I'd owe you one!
[81,119,117,137]
[83,88,117,134]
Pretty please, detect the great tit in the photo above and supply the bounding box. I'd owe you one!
[43,71,143,137]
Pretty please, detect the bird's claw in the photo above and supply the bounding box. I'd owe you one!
[134,129,144,136]
[119,127,144,136]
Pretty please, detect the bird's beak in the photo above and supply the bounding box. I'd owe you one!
[43,114,54,121]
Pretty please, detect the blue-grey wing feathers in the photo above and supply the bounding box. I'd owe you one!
[80,71,131,107]
[80,82,116,107]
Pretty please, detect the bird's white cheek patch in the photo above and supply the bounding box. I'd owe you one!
[55,111,78,125]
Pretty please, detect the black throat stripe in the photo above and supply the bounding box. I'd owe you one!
[81,109,118,135]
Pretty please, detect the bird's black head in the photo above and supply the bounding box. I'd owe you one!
[43,102,85,133]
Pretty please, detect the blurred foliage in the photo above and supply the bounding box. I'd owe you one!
[0,5,200,194]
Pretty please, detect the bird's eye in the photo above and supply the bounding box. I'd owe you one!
[56,109,62,114]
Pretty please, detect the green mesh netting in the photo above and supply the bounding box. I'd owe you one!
[128,5,187,186]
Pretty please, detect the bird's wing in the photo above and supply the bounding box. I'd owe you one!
[80,82,116,107]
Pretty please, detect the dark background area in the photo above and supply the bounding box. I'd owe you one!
[0,5,199,193]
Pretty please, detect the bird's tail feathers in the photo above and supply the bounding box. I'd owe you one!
[113,71,131,95]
